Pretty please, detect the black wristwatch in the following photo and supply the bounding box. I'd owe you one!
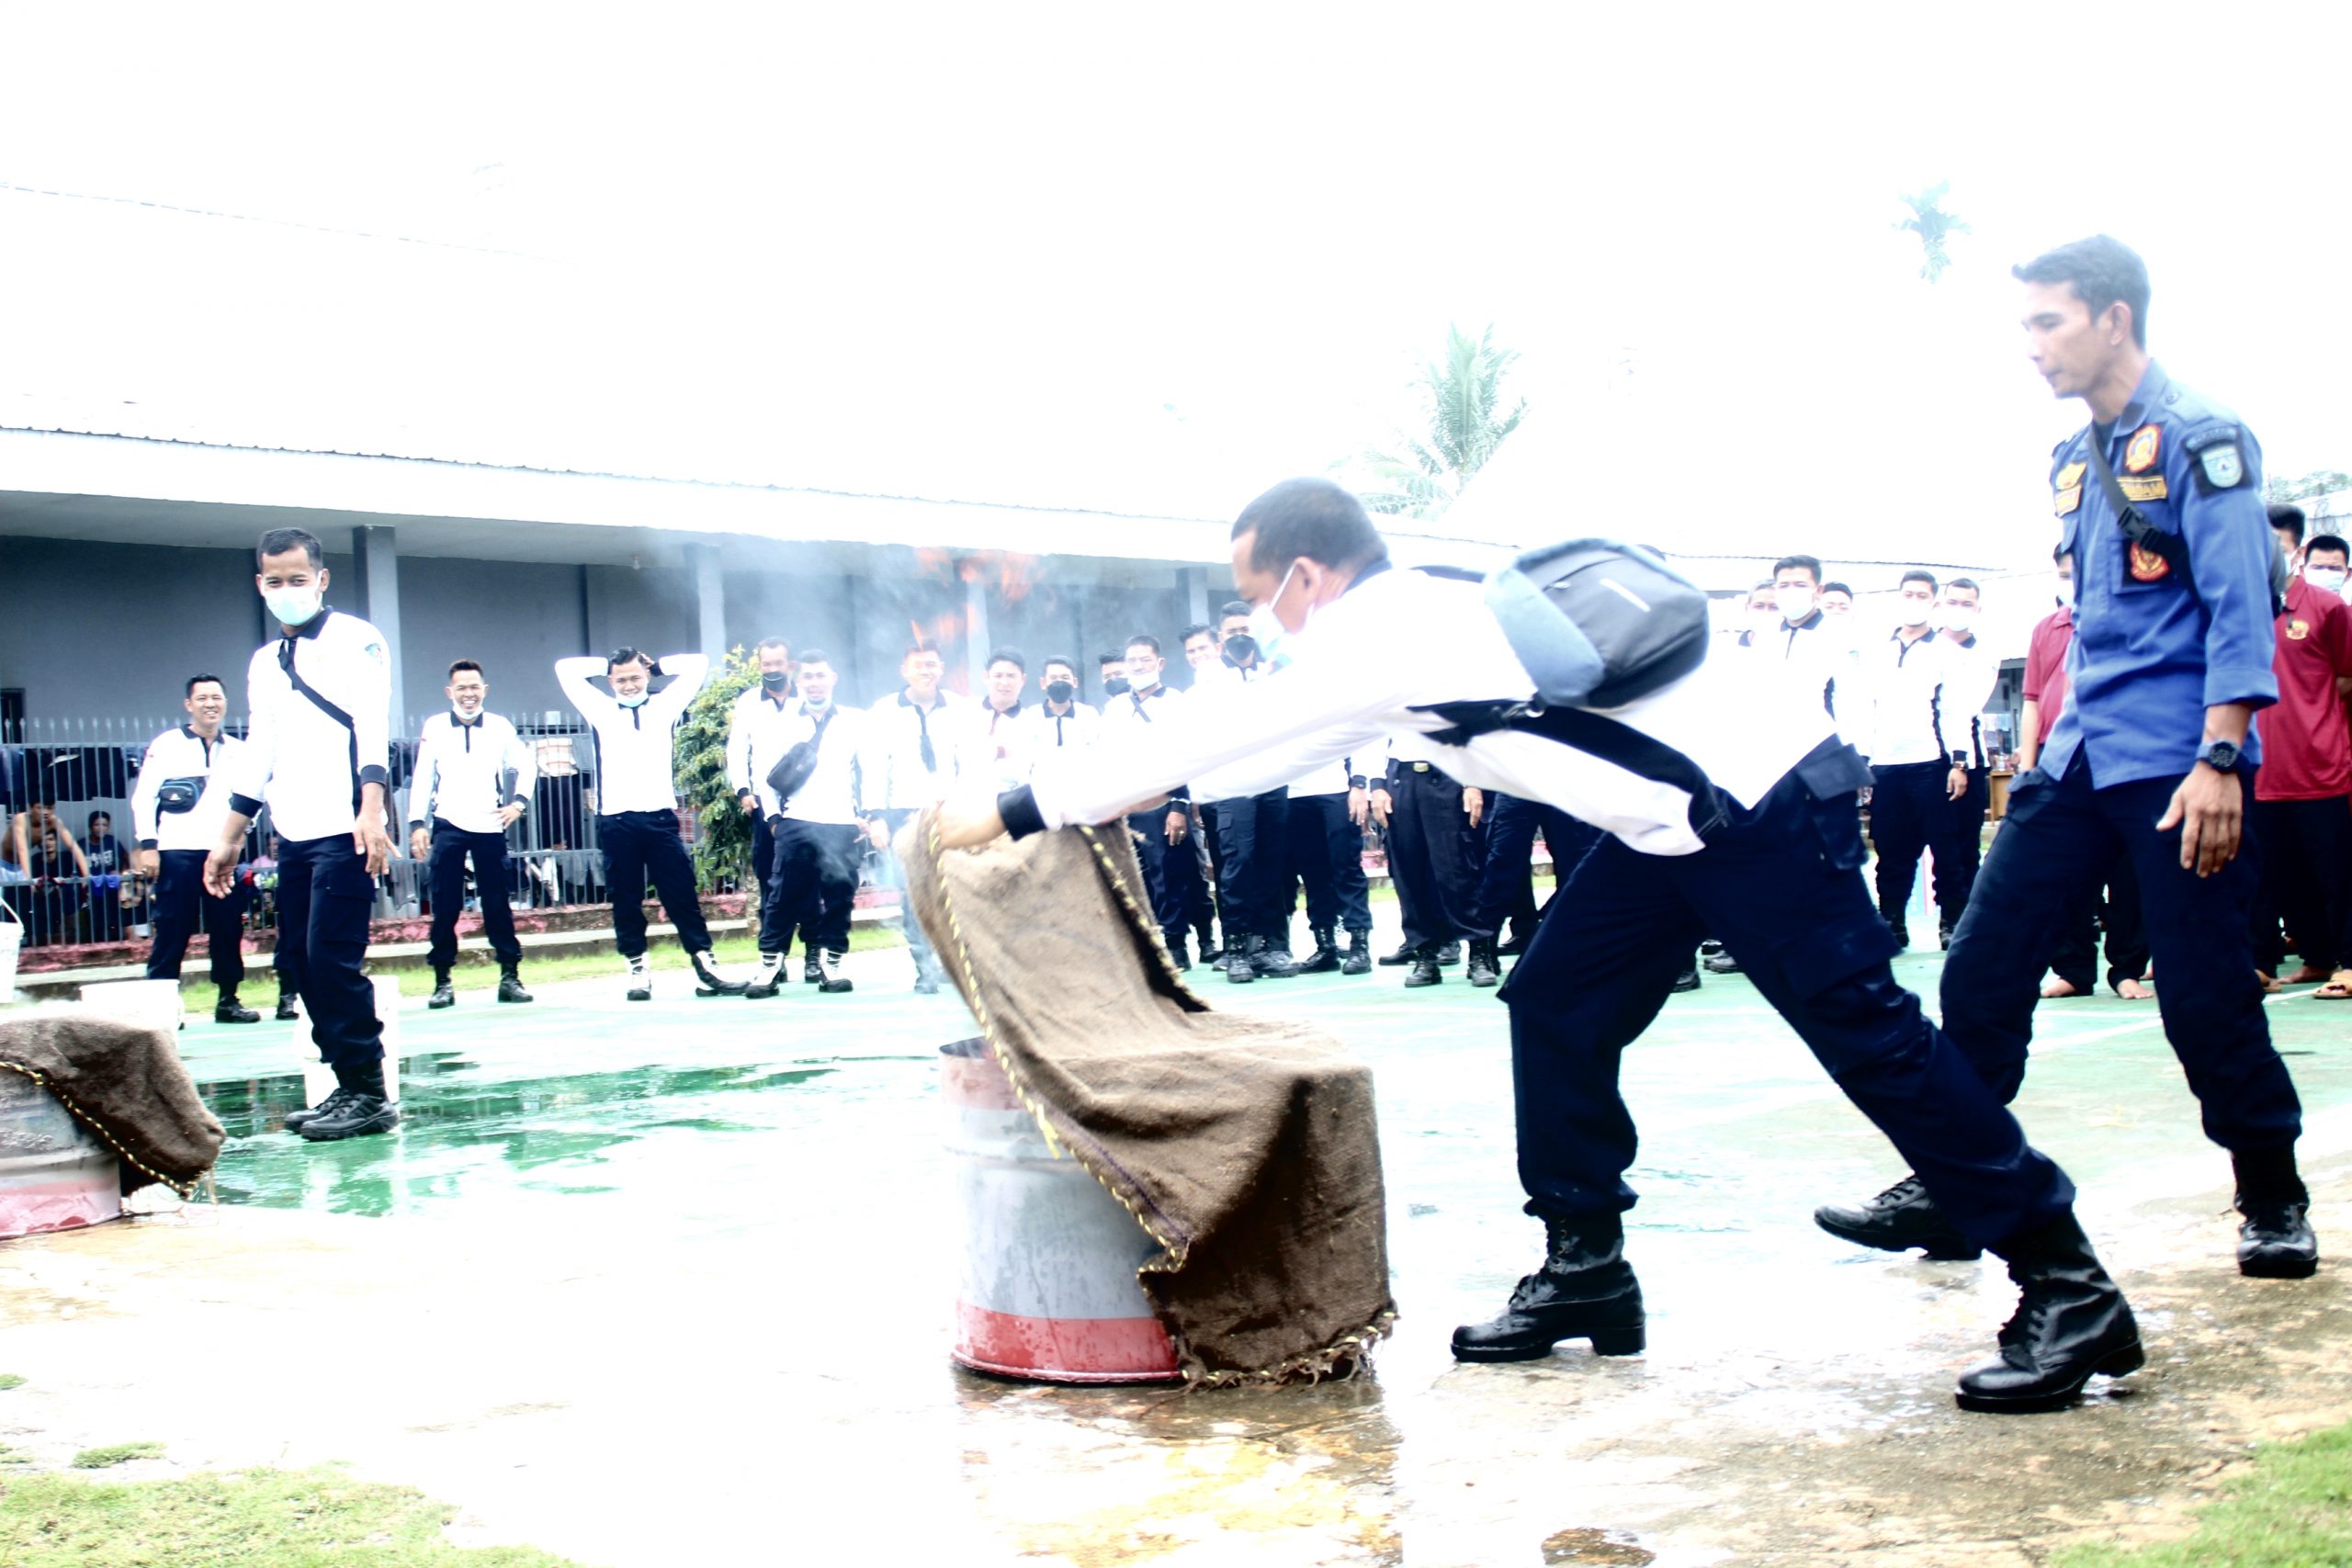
[2198,740,2242,774]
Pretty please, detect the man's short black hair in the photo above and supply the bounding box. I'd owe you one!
[447,659,483,681]
[987,648,1026,673]
[1098,652,1124,670]
[754,636,791,658]
[607,647,651,673]
[796,647,833,668]
[88,810,111,829]
[1230,478,1389,577]
[903,643,942,661]
[1820,581,1852,598]
[1217,600,1252,622]
[256,526,324,570]
[2304,534,2349,565]
[1125,634,1162,656]
[2013,235,2151,349]
[1179,622,1214,644]
[1945,576,1982,600]
[2270,503,2308,543]
[185,672,224,697]
[1043,654,1078,677]
[1900,569,1939,594]
[1771,554,1823,585]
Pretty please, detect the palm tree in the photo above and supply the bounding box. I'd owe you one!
[1345,324,1527,519]
[1896,181,1970,282]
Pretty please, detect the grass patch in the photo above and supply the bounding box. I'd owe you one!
[0,1447,29,1466]
[0,1464,586,1565]
[2054,1419,2352,1566]
[69,1443,164,1470]
[0,1374,23,1391]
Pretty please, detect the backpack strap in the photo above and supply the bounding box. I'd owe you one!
[1413,700,1732,842]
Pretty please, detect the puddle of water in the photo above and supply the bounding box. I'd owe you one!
[1542,1528,1657,1565]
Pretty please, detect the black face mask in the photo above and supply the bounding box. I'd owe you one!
[760,671,791,692]
[1045,680,1076,704]
[1103,676,1129,696]
[1222,634,1259,663]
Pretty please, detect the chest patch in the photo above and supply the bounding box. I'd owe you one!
[2118,474,2168,502]
[2128,541,2173,582]
[2286,618,2311,641]
[2124,424,2162,473]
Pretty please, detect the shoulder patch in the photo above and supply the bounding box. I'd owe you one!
[2054,460,2086,489]
[362,640,389,665]
[2181,423,2243,455]
[2197,444,2246,490]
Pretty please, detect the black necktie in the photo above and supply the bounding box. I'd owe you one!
[915,705,936,773]
[1130,691,1152,724]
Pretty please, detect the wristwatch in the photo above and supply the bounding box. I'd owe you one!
[2198,740,2242,773]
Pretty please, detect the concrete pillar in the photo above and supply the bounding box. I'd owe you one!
[350,525,406,728]
[689,544,727,659]
[963,568,991,697]
[1184,566,1209,627]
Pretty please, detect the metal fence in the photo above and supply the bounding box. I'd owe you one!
[0,712,762,953]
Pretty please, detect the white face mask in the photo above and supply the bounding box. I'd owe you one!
[2305,565,2346,595]
[1247,561,1306,662]
[2053,576,2075,608]
[264,585,323,627]
[1896,596,1934,629]
[1775,587,1815,623]
[616,692,649,708]
[1939,604,1976,633]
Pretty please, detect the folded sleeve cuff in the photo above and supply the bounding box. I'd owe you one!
[227,793,265,818]
[137,838,158,851]
[2203,666,2280,712]
[358,764,390,789]
[999,785,1047,840]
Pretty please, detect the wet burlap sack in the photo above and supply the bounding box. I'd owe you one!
[0,1011,224,1197]
[907,812,1396,1384]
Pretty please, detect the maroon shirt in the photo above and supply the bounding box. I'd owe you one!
[2255,576,2352,801]
[2022,605,2074,746]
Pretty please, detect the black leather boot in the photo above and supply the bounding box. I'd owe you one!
[300,1060,400,1143]
[803,954,823,985]
[1814,1173,1984,1260]
[1434,941,1463,967]
[275,991,300,1021]
[1378,941,1418,966]
[2234,1146,2319,1279]
[1465,938,1500,987]
[693,952,748,997]
[1340,928,1373,976]
[1198,929,1224,965]
[816,949,854,994]
[1249,935,1300,979]
[1669,964,1702,993]
[496,968,533,1004]
[744,953,787,1000]
[427,973,457,1010]
[1403,948,1442,988]
[1166,933,1193,972]
[1225,945,1257,984]
[1296,928,1341,974]
[1453,1213,1646,1361]
[1955,1213,2142,1413]
[213,993,261,1024]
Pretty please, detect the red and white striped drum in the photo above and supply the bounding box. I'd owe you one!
[942,1038,1180,1383]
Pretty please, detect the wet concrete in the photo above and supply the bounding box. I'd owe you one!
[1,916,2347,1566]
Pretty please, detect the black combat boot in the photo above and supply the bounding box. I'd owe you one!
[1296,928,1341,975]
[816,949,854,994]
[744,953,787,1000]
[300,1060,401,1143]
[1465,938,1500,988]
[427,972,457,1010]
[1250,935,1300,980]
[275,989,300,1021]
[1378,941,1418,966]
[1497,924,1532,957]
[1669,964,1702,993]
[692,951,748,997]
[803,953,823,985]
[213,992,261,1024]
[1814,1172,1984,1260]
[1225,943,1257,984]
[1884,915,1911,950]
[496,966,533,1004]
[624,955,652,1002]
[1434,941,1463,967]
[1955,1212,2142,1413]
[2234,1146,2320,1279]
[284,1089,352,1134]
[1340,928,1373,976]
[1403,947,1441,988]
[1165,933,1192,972]
[1198,928,1224,965]
[1452,1213,1646,1361]
[1702,949,1742,975]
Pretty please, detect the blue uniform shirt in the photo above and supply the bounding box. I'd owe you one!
[2040,361,2278,789]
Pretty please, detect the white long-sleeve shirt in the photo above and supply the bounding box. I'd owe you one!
[726,685,800,797]
[859,689,984,812]
[406,711,538,834]
[1849,629,1998,769]
[554,653,709,815]
[1023,565,1831,859]
[225,608,393,843]
[751,700,866,824]
[1017,701,1102,768]
[132,727,245,852]
[1752,612,1860,732]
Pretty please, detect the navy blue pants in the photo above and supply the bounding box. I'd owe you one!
[1871,760,1978,931]
[1472,792,1598,938]
[1505,755,2073,1247]
[1283,793,1372,934]
[2250,795,2352,975]
[275,834,384,1071]
[763,817,861,955]
[1387,765,1490,948]
[2047,847,2148,994]
[1212,791,1291,943]
[1125,809,1190,949]
[1162,809,1216,942]
[146,849,248,990]
[597,809,713,958]
[1943,756,2302,1155]
[426,819,521,972]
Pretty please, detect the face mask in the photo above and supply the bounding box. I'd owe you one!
[1103,676,1128,696]
[1776,588,1815,623]
[1045,680,1075,705]
[760,671,790,692]
[265,586,322,626]
[1897,599,1933,629]
[1222,633,1260,663]
[616,692,649,708]
[1939,605,1975,632]
[2053,577,2075,608]
[2305,566,2346,595]
[1247,560,1311,660]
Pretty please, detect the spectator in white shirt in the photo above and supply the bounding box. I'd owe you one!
[1932,578,2000,946]
[979,649,1034,789]
[745,649,866,997]
[725,637,797,903]
[1180,623,1218,681]
[1101,634,1202,969]
[1023,656,1102,760]
[860,644,983,993]
[405,660,538,1010]
[1818,581,1856,618]
[136,672,258,1022]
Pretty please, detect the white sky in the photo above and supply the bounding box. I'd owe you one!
[4,3,2348,576]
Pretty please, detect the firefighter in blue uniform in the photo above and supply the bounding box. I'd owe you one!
[1817,235,2318,1280]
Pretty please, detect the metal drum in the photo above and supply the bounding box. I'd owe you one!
[0,1069,121,1240]
[942,1038,1180,1383]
